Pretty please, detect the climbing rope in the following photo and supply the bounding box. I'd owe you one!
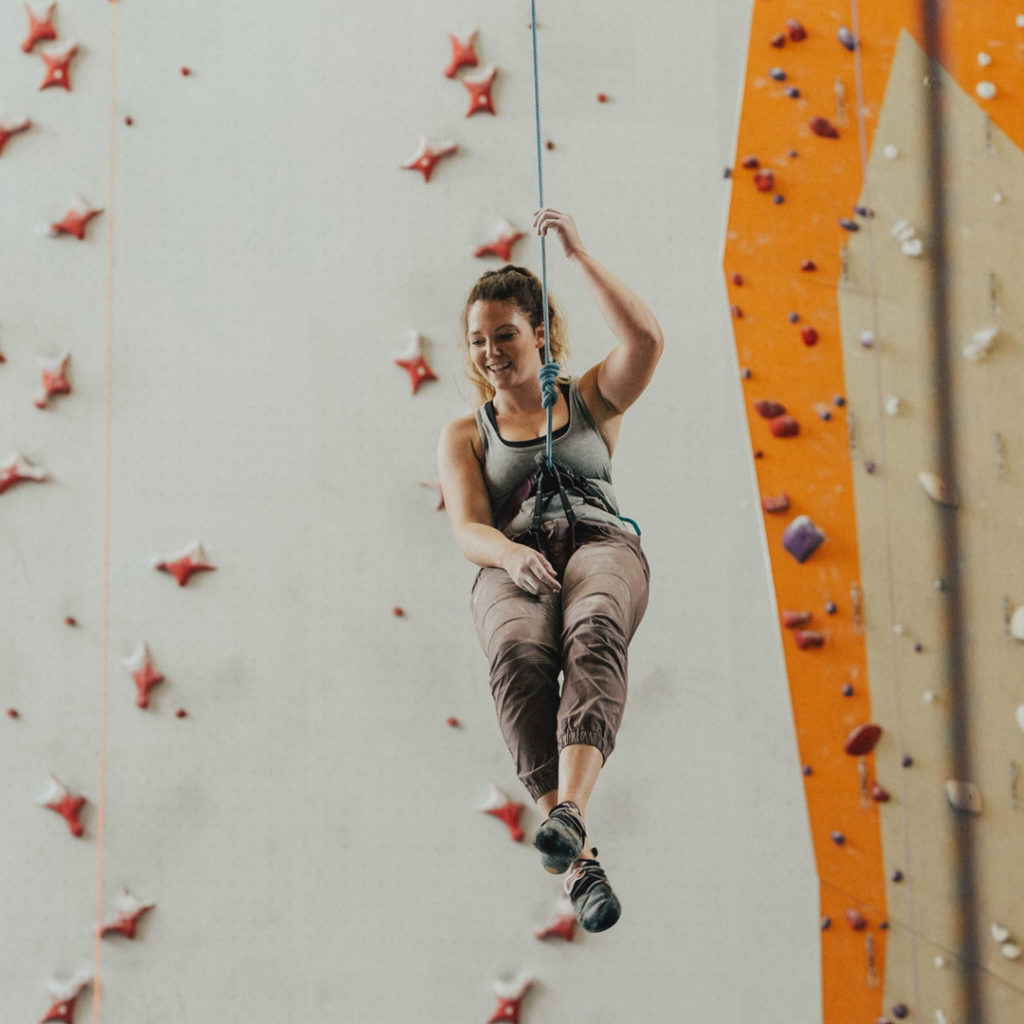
[529,0,558,468]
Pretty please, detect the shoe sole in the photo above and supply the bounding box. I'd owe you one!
[532,826,585,875]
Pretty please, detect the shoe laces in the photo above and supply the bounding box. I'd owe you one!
[565,853,607,900]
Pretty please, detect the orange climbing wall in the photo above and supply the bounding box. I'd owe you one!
[724,4,1024,1023]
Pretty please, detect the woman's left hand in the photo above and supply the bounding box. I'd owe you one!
[532,207,585,259]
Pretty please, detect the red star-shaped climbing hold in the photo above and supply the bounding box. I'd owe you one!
[463,64,497,117]
[35,353,71,408]
[481,783,524,842]
[41,776,86,837]
[474,217,524,261]
[48,198,103,240]
[444,29,478,78]
[401,137,457,183]
[0,452,48,494]
[394,330,437,395]
[122,642,165,709]
[41,973,91,1024]
[39,43,78,91]
[99,890,156,939]
[22,3,57,53]
[488,974,533,1024]
[155,541,216,586]
[534,897,577,941]
[0,116,32,156]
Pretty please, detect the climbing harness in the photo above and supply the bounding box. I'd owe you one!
[525,3,639,552]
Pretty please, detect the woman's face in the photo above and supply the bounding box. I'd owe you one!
[467,299,544,391]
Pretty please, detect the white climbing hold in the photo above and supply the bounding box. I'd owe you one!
[978,52,992,67]
[994,192,1004,204]
[934,955,947,968]
[893,623,906,636]
[1014,703,1024,732]
[1018,14,1024,28]
[946,780,983,814]
[884,144,899,159]
[1002,941,1023,960]
[884,395,903,416]
[901,237,924,257]
[935,1011,947,1024]
[918,471,957,506]
[977,81,997,101]
[860,329,876,347]
[965,324,999,360]
[992,922,1011,943]
[922,690,936,704]
[891,218,916,241]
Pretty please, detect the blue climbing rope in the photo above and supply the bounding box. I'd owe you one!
[530,0,558,468]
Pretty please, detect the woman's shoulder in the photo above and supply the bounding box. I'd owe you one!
[439,411,485,460]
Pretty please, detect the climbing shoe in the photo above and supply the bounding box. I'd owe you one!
[564,851,621,933]
[532,800,587,874]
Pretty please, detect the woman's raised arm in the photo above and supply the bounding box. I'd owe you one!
[532,207,663,415]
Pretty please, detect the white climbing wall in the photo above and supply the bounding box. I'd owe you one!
[0,2,820,1022]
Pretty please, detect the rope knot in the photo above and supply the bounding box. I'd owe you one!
[538,361,560,409]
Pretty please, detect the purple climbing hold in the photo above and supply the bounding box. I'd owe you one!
[769,67,787,81]
[803,765,814,776]
[839,218,860,231]
[817,405,832,421]
[901,755,914,768]
[842,684,854,697]
[741,155,760,169]
[741,367,752,380]
[825,601,837,615]
[785,86,801,98]
[853,205,875,218]
[770,32,786,49]
[809,117,839,138]
[838,26,857,51]
[865,461,877,474]
[821,916,832,930]
[773,194,785,204]
[892,870,904,883]
[892,1005,909,1020]
[833,395,846,407]
[783,515,825,563]
[788,311,800,323]
[831,831,846,846]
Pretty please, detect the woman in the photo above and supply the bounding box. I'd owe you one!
[437,208,662,932]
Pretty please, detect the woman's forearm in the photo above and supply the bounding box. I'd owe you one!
[456,521,520,571]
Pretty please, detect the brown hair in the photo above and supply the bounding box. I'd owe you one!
[461,264,569,407]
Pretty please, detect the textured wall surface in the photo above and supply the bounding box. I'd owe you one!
[1,2,820,1022]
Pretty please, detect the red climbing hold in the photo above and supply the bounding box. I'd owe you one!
[482,783,524,842]
[48,198,103,240]
[0,116,32,156]
[729,272,744,286]
[463,64,497,117]
[7,708,19,719]
[754,399,786,419]
[122,642,165,709]
[753,169,775,192]
[770,33,786,48]
[782,610,812,629]
[794,630,825,650]
[100,890,155,939]
[761,493,790,513]
[800,259,817,271]
[769,416,800,437]
[41,973,91,1024]
[488,974,533,1024]
[444,29,479,78]
[446,716,459,727]
[35,353,71,408]
[845,909,868,931]
[401,137,457,183]
[535,898,576,941]
[155,542,216,586]
[845,723,883,756]
[0,453,48,494]
[394,330,437,395]
[809,117,839,139]
[740,155,759,169]
[474,217,525,261]
[870,782,891,802]
[22,3,57,53]
[801,327,819,346]
[39,43,78,91]
[787,20,807,42]
[41,775,86,837]
[596,92,608,103]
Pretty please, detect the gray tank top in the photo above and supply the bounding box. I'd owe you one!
[474,376,628,537]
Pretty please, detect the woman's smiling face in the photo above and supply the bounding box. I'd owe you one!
[466,300,545,390]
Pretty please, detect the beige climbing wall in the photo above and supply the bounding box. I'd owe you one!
[841,29,1024,1023]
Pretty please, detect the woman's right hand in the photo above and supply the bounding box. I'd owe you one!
[502,543,561,595]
